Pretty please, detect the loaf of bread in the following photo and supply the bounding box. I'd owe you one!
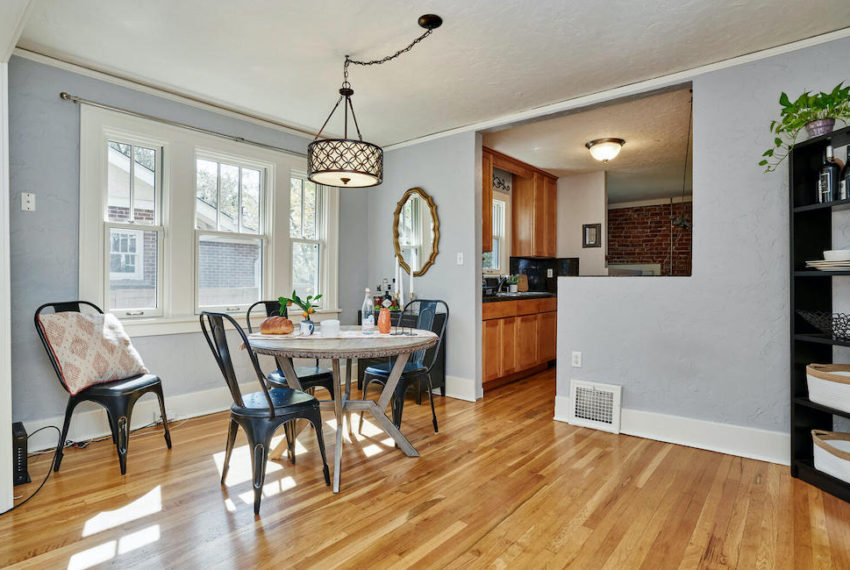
[259,316,294,335]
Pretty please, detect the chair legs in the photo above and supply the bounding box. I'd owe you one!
[221,418,239,485]
[425,374,438,433]
[284,420,296,464]
[305,408,331,487]
[54,397,80,472]
[154,384,172,449]
[231,405,331,516]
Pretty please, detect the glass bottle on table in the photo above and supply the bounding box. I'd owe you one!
[361,288,375,333]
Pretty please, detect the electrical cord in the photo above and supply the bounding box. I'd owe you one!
[1,425,61,515]
[4,417,183,516]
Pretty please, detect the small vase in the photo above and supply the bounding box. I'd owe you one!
[299,319,314,336]
[806,118,836,138]
[509,284,519,293]
[378,308,392,334]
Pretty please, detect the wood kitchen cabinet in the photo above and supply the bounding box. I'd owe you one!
[482,297,557,390]
[482,149,494,252]
[481,146,557,257]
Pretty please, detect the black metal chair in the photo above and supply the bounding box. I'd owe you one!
[360,299,448,434]
[33,301,171,475]
[200,311,330,515]
[246,300,335,401]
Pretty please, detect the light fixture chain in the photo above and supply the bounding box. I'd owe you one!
[343,27,434,84]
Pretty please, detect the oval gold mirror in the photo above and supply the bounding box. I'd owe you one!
[393,187,440,276]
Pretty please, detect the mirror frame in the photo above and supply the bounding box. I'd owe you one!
[393,187,440,277]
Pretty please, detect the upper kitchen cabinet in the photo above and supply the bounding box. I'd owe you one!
[481,146,558,258]
[482,149,494,252]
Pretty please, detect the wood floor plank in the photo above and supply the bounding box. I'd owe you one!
[1,368,849,568]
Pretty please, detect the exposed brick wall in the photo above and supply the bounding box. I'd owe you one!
[607,202,692,276]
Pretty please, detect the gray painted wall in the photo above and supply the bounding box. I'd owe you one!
[557,36,850,432]
[367,133,479,387]
[8,56,368,422]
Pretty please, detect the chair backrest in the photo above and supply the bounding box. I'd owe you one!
[399,299,448,370]
[33,301,104,394]
[200,311,276,416]
[246,300,286,333]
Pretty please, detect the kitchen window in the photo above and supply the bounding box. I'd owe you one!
[79,106,341,336]
[483,198,505,274]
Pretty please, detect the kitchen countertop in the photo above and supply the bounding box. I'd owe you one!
[482,292,557,303]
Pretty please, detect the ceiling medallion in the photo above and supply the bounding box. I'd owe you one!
[585,138,626,163]
[308,14,443,188]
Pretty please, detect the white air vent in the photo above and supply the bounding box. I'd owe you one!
[568,380,622,434]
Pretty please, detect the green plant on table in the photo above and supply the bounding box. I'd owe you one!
[761,82,850,172]
[278,291,322,320]
[507,274,521,285]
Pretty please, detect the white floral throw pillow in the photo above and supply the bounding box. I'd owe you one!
[38,312,149,395]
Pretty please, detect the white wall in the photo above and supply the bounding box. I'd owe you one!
[556,36,850,461]
[0,61,13,512]
[367,132,480,401]
[556,171,608,275]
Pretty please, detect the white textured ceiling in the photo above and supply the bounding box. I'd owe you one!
[17,0,850,146]
[483,87,693,203]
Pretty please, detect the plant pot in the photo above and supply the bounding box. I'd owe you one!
[509,284,518,293]
[806,118,836,138]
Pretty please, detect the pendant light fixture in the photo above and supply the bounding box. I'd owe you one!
[585,138,625,163]
[308,14,443,188]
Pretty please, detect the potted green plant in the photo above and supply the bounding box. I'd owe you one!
[278,291,322,335]
[507,274,520,293]
[761,82,850,172]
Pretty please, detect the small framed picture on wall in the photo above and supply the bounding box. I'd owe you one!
[582,223,602,248]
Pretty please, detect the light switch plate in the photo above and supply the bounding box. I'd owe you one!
[571,351,582,367]
[547,268,554,278]
[21,193,36,212]
[456,252,463,265]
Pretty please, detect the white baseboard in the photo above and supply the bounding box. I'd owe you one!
[24,361,358,452]
[553,395,790,466]
[443,375,478,402]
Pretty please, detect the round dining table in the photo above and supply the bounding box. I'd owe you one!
[248,325,438,493]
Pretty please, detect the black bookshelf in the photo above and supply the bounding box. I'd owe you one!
[790,124,850,503]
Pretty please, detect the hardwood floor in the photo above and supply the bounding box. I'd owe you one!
[2,368,849,568]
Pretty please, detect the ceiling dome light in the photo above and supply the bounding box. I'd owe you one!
[585,138,625,163]
[307,14,443,188]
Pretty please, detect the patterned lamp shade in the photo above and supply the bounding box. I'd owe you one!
[308,138,383,188]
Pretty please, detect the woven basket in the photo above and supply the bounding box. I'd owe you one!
[806,364,850,413]
[812,430,850,484]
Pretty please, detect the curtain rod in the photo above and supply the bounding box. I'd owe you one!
[59,91,308,159]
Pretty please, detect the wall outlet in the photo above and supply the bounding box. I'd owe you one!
[571,351,582,367]
[21,193,36,212]
[153,410,176,425]
[456,252,464,265]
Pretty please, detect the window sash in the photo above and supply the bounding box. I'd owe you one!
[290,174,328,308]
[194,229,267,314]
[103,222,164,317]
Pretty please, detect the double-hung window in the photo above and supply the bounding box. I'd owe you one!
[195,157,266,312]
[289,175,325,304]
[105,140,163,317]
[398,196,423,270]
[81,106,340,334]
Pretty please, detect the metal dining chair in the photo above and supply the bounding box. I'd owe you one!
[201,311,330,515]
[360,299,448,434]
[34,301,171,475]
[246,300,336,401]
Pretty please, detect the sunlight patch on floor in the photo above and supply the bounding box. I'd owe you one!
[82,486,162,537]
[213,445,284,486]
[237,476,297,505]
[67,525,160,570]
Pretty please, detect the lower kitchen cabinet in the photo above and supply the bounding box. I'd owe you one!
[482,298,557,389]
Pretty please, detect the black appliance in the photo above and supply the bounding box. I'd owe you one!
[509,257,579,293]
[12,421,30,486]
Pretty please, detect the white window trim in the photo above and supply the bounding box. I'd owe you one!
[79,106,340,337]
[483,193,509,275]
